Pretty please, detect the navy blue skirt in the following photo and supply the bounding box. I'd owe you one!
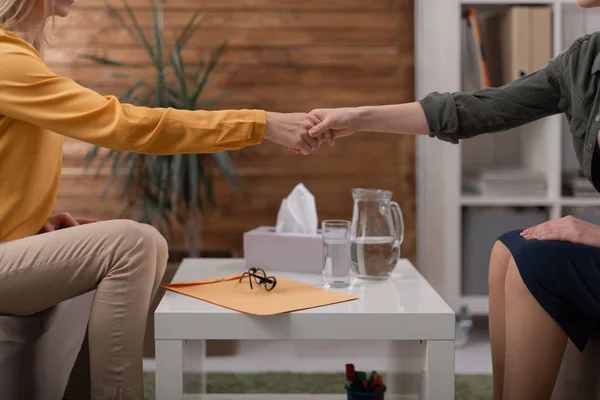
[498,229,600,352]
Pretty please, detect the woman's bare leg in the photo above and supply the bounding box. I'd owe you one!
[502,257,567,400]
[488,241,512,400]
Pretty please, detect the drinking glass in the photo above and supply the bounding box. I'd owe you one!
[321,220,352,288]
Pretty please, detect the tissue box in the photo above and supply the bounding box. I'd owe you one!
[243,226,322,274]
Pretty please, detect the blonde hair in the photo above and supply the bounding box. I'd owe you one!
[0,0,54,50]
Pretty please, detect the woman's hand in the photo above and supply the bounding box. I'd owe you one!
[521,215,600,247]
[38,212,98,234]
[307,107,362,146]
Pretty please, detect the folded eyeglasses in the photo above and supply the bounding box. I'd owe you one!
[239,267,277,291]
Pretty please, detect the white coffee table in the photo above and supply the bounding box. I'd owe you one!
[155,258,455,400]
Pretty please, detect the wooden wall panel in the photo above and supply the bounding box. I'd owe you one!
[50,0,417,263]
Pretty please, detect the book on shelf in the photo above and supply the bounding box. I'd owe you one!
[463,5,552,89]
[461,8,491,91]
[498,6,552,84]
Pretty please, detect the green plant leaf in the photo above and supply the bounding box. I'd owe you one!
[149,0,165,105]
[174,9,204,51]
[211,152,238,190]
[157,156,169,213]
[103,151,123,199]
[170,45,188,101]
[120,80,150,103]
[121,153,140,200]
[156,214,171,236]
[150,0,164,62]
[120,0,156,62]
[101,71,131,79]
[85,145,101,168]
[144,203,155,226]
[192,49,208,87]
[104,3,144,55]
[170,154,183,214]
[144,155,159,188]
[137,91,155,107]
[187,154,201,210]
[198,158,214,206]
[99,149,117,171]
[164,81,185,108]
[79,54,138,67]
[190,40,227,106]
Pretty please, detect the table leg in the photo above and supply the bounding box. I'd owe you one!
[421,340,454,400]
[183,339,207,395]
[155,339,183,400]
[387,340,426,397]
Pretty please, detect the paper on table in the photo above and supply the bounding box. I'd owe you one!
[162,274,358,315]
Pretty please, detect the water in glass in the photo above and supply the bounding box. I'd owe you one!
[322,220,351,288]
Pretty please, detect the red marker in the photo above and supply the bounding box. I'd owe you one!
[345,363,355,386]
[372,374,384,392]
[373,374,383,386]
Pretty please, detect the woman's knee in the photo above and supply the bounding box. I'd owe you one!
[491,240,511,263]
[131,224,169,281]
[489,240,512,287]
[113,219,165,247]
[489,239,529,297]
[111,220,164,270]
[103,219,168,271]
[135,222,168,255]
[137,222,169,280]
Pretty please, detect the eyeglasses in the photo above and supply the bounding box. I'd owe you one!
[239,267,277,291]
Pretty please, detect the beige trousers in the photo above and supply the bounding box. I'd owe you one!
[0,219,168,400]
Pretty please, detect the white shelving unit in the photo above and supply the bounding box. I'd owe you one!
[416,0,600,315]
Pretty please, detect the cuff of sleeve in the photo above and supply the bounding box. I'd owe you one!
[418,92,460,145]
[248,110,267,146]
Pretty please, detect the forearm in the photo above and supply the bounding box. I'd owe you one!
[90,104,266,154]
[353,102,430,135]
[310,49,566,143]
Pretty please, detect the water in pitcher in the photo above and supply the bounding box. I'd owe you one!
[322,237,352,288]
[351,236,400,279]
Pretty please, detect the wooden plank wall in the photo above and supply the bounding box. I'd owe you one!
[49,0,417,263]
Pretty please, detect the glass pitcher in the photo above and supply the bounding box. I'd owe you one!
[350,188,404,280]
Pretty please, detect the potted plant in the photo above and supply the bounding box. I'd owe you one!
[84,0,236,256]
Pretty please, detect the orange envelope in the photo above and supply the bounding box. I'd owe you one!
[163,274,359,315]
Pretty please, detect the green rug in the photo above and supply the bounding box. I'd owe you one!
[143,372,492,399]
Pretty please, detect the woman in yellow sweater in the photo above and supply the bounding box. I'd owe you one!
[0,0,324,399]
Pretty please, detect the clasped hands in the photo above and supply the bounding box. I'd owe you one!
[264,107,360,155]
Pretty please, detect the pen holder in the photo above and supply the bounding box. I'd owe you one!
[345,385,386,400]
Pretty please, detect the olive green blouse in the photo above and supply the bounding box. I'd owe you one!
[419,32,600,190]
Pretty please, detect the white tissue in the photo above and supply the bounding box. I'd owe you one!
[275,183,318,234]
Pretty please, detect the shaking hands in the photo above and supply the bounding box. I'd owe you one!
[264,107,362,155]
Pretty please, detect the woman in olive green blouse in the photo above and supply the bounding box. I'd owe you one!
[309,1,600,399]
